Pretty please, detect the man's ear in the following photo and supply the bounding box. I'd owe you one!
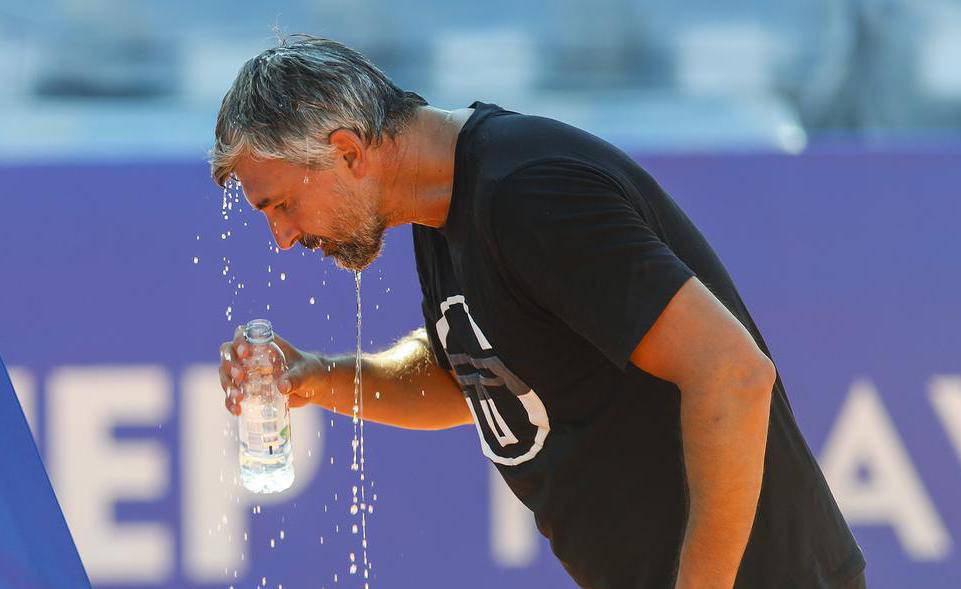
[328,129,367,178]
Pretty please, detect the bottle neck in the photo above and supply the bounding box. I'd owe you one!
[244,319,274,344]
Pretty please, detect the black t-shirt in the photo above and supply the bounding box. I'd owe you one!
[413,102,865,589]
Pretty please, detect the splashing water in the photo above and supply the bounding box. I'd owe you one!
[220,175,245,322]
[351,271,371,586]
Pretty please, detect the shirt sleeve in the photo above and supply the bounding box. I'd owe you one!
[489,160,696,370]
[421,299,452,371]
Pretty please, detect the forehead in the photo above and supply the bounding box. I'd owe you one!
[232,155,299,203]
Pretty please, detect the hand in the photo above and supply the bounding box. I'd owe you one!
[218,325,330,415]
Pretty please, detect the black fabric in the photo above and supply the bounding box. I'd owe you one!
[413,102,865,588]
[841,571,868,589]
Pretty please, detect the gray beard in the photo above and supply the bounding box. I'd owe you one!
[300,218,387,271]
[324,236,385,271]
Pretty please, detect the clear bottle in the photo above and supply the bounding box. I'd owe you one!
[238,319,294,493]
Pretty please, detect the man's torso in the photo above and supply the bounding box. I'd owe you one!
[413,102,864,588]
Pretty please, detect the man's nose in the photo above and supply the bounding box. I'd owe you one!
[270,219,299,251]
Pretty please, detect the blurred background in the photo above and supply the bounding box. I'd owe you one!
[2,0,961,158]
[1,1,960,588]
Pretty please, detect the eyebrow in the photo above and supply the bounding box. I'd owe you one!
[254,198,271,211]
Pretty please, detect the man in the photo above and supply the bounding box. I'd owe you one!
[211,35,866,588]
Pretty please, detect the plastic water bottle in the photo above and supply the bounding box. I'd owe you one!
[238,319,295,493]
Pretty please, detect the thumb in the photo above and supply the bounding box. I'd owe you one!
[273,334,300,363]
[279,360,318,399]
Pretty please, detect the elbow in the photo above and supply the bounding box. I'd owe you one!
[733,353,776,404]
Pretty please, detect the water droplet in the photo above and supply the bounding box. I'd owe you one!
[280,529,285,540]
[309,297,315,305]
[193,256,199,264]
[280,272,287,281]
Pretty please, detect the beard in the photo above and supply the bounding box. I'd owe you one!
[297,176,388,272]
[299,213,388,272]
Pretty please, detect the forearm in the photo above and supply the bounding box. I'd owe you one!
[312,328,471,430]
[675,362,776,589]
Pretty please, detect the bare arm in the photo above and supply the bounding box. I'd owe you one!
[630,277,776,589]
[298,328,472,430]
[220,326,471,431]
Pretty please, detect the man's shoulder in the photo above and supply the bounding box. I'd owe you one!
[484,157,631,223]
[462,103,655,237]
[470,105,617,169]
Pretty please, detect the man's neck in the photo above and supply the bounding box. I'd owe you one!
[380,106,473,229]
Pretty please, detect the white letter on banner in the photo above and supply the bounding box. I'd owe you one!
[929,375,961,465]
[47,366,174,582]
[7,366,37,438]
[489,464,538,567]
[180,364,324,582]
[820,378,950,560]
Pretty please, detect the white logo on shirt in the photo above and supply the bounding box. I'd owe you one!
[436,295,550,466]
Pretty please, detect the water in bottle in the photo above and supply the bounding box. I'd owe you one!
[238,318,295,493]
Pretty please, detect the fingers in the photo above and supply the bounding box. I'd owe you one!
[218,325,306,416]
[267,342,287,375]
[278,360,322,405]
[225,387,244,416]
[288,394,312,409]
[273,334,297,361]
[278,363,300,396]
[220,326,250,416]
[219,342,246,391]
[232,325,249,361]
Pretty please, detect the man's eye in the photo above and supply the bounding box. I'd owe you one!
[275,201,288,211]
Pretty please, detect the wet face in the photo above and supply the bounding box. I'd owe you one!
[232,154,388,271]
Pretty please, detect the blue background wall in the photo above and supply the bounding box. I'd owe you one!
[1,149,959,588]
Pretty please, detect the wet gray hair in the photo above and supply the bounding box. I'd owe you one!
[210,35,428,187]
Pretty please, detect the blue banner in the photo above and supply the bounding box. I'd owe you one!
[0,355,91,589]
[1,149,959,588]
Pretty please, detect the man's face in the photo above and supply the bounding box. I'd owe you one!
[232,154,387,271]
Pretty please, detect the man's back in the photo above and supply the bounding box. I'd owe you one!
[413,102,864,588]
